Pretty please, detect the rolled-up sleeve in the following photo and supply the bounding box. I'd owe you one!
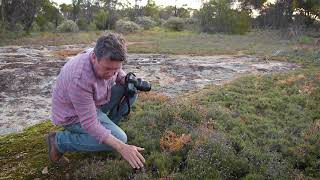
[68,77,111,143]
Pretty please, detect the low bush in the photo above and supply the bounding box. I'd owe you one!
[115,20,141,34]
[41,22,55,32]
[57,20,79,33]
[135,16,157,30]
[164,17,185,31]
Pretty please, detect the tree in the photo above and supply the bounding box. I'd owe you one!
[294,0,320,26]
[102,0,118,29]
[36,0,62,28]
[60,3,73,20]
[0,0,5,25]
[134,0,142,18]
[72,0,82,22]
[144,0,159,19]
[199,0,250,34]
[1,0,41,32]
[159,6,175,20]
[238,0,268,10]
[177,5,191,18]
[94,9,107,29]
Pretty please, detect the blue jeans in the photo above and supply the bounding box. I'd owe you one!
[55,84,137,153]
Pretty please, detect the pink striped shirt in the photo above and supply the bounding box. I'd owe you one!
[51,48,126,143]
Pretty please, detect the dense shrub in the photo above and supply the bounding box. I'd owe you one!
[13,23,25,32]
[31,22,40,32]
[94,9,108,30]
[185,137,250,179]
[115,20,141,34]
[57,20,79,33]
[200,0,250,34]
[184,18,200,32]
[164,17,185,31]
[135,16,157,30]
[87,22,97,31]
[41,22,55,32]
[77,18,87,31]
[77,18,97,31]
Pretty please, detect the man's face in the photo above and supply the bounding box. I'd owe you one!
[91,52,122,80]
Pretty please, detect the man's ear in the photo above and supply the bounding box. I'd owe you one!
[91,52,97,63]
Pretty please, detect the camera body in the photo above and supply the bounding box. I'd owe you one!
[125,72,151,97]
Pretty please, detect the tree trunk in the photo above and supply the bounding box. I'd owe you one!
[1,0,5,24]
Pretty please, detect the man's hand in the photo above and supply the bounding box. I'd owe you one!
[103,134,145,169]
[118,144,145,169]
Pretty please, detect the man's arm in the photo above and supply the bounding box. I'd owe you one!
[103,135,145,169]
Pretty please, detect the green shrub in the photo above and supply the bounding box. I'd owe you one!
[41,22,55,32]
[184,18,200,32]
[77,18,97,31]
[101,160,132,179]
[115,20,141,34]
[87,22,97,31]
[185,140,250,179]
[146,152,173,177]
[31,22,40,32]
[57,20,79,33]
[77,18,87,31]
[200,0,250,34]
[13,23,25,32]
[94,9,108,30]
[135,16,157,30]
[164,17,185,31]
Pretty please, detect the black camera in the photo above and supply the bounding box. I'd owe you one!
[125,72,151,97]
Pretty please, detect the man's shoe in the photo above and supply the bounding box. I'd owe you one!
[45,132,64,163]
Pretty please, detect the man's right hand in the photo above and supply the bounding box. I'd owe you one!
[103,134,145,169]
[117,144,145,169]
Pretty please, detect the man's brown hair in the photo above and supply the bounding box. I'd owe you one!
[94,33,127,61]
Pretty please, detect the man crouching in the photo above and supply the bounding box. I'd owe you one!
[46,33,145,169]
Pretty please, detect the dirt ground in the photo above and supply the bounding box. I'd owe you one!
[0,44,299,134]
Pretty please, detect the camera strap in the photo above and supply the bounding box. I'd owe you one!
[117,88,131,116]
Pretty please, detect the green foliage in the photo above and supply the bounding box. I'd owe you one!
[135,16,157,30]
[146,152,173,177]
[76,18,96,31]
[200,0,251,34]
[185,140,250,179]
[31,22,40,32]
[144,0,159,19]
[13,23,25,33]
[177,6,191,18]
[184,18,200,32]
[298,35,314,44]
[164,17,185,31]
[42,22,56,32]
[115,20,141,34]
[87,22,97,31]
[101,160,133,179]
[76,17,87,31]
[293,0,320,26]
[94,9,108,30]
[57,20,79,33]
